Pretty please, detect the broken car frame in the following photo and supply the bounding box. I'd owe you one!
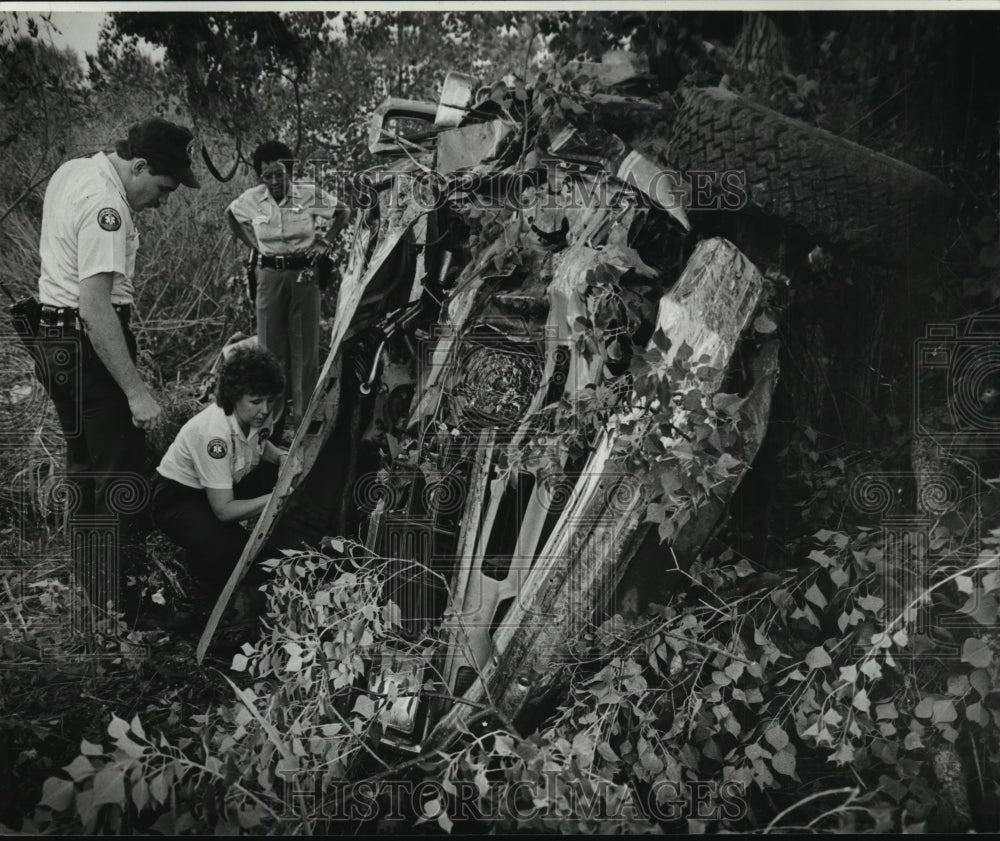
[197,66,783,756]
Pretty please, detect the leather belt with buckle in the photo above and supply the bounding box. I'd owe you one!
[39,303,132,330]
[260,254,311,271]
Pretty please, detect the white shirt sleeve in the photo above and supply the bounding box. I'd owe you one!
[76,192,131,281]
[227,189,258,225]
[188,428,235,490]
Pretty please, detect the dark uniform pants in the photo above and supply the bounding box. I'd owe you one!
[33,320,149,621]
[151,463,278,596]
[256,266,320,430]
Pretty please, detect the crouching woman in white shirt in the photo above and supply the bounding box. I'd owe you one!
[152,345,294,597]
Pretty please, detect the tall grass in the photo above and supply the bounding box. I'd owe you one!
[127,172,256,382]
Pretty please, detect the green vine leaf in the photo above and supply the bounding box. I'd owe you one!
[75,788,96,830]
[90,765,126,809]
[62,755,94,783]
[131,776,150,813]
[805,646,832,670]
[148,771,169,806]
[39,776,74,812]
[852,688,871,713]
[966,701,990,726]
[597,741,619,762]
[961,637,994,669]
[931,699,958,724]
[764,725,789,751]
[771,748,796,777]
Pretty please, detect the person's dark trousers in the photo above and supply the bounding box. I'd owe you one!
[151,462,278,596]
[32,318,151,628]
[256,266,321,434]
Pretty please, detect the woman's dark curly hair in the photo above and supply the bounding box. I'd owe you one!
[216,345,284,414]
[252,140,294,178]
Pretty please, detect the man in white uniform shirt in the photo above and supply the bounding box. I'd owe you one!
[34,116,200,628]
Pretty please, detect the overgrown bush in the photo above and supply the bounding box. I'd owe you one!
[25,481,1000,834]
[26,544,407,834]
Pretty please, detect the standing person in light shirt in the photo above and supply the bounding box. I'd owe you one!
[32,116,200,629]
[225,141,350,442]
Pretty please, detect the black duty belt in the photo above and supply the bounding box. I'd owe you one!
[259,253,311,271]
[38,303,132,330]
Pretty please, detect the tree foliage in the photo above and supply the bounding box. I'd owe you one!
[103,12,318,142]
[0,25,89,210]
[99,11,537,169]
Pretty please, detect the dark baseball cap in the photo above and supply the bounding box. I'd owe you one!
[127,117,200,188]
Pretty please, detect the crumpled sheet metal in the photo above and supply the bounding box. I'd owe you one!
[654,237,764,379]
[436,120,514,174]
[427,235,771,738]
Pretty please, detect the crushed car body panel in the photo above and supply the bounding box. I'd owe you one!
[197,75,780,757]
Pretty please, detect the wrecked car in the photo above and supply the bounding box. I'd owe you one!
[196,60,950,755]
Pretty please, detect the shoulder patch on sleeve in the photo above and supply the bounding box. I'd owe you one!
[97,207,122,231]
[207,438,228,459]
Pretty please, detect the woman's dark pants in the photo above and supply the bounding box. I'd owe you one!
[151,463,277,596]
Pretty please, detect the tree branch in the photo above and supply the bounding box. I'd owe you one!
[0,163,62,229]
